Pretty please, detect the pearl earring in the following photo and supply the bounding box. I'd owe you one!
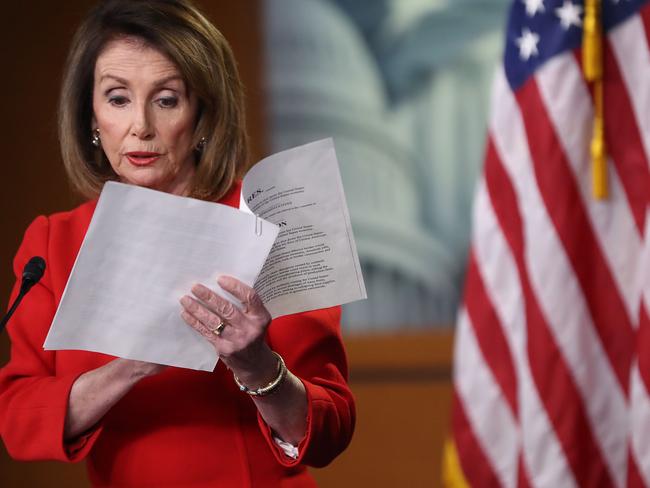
[197,137,207,150]
[91,129,101,148]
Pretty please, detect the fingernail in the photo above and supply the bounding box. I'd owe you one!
[180,296,192,307]
[192,284,209,298]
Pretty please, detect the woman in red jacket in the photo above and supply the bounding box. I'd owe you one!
[0,1,355,486]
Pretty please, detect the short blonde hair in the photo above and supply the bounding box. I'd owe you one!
[59,0,249,201]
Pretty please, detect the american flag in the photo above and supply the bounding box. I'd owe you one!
[450,0,650,486]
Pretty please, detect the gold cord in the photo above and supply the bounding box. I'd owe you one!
[583,0,607,199]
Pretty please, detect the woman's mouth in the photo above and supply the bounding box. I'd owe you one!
[125,152,161,166]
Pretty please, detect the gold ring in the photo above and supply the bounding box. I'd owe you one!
[211,320,227,336]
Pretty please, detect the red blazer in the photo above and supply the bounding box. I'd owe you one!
[0,183,355,487]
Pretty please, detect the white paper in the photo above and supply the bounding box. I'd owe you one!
[44,182,279,371]
[240,139,367,317]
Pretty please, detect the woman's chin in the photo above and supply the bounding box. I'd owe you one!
[119,174,190,196]
[119,175,165,191]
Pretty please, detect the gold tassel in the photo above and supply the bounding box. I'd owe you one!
[583,0,602,81]
[442,439,470,488]
[591,81,607,198]
[583,0,607,199]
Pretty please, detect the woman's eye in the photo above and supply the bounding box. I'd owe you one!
[108,96,129,107]
[157,97,178,108]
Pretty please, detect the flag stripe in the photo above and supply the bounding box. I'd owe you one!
[515,77,634,394]
[484,128,612,486]
[517,455,532,488]
[641,3,650,49]
[629,360,650,486]
[536,53,642,324]
[452,388,502,487]
[629,211,650,486]
[626,449,645,488]
[454,308,519,487]
[514,74,631,487]
[610,11,650,171]
[637,305,650,398]
[463,250,518,417]
[603,36,650,233]
[471,179,576,487]
[490,66,627,484]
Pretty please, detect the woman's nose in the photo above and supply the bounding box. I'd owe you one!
[131,104,154,140]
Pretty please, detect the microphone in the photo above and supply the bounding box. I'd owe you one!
[1,256,47,333]
[20,256,46,294]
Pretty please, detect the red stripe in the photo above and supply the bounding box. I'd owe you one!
[517,453,532,488]
[515,78,635,392]
[573,33,650,237]
[627,448,647,488]
[484,135,614,486]
[452,389,502,487]
[463,250,518,418]
[602,38,650,235]
[637,304,650,395]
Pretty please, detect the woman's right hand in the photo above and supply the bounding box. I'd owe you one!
[64,358,165,441]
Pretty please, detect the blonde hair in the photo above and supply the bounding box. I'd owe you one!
[59,0,248,201]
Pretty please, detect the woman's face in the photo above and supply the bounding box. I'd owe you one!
[92,37,199,195]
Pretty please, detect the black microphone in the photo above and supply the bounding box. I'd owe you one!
[20,256,46,294]
[1,256,47,333]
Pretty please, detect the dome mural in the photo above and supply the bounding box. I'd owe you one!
[263,0,508,330]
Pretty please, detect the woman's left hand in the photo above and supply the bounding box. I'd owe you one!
[179,275,278,387]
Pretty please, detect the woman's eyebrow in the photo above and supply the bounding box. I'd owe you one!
[97,74,183,87]
[153,75,184,88]
[99,74,129,85]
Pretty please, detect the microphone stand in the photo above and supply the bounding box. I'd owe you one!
[0,284,31,333]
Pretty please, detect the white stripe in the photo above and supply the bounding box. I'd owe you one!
[642,210,650,309]
[490,68,627,487]
[610,14,650,167]
[454,308,518,488]
[630,213,650,487]
[471,179,576,488]
[536,52,642,324]
[630,360,650,487]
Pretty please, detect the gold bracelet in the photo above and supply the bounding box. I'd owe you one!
[233,351,287,397]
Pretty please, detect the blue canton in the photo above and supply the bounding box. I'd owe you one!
[504,0,649,89]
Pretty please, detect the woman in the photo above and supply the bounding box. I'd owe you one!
[0,1,355,486]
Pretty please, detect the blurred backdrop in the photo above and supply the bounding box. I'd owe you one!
[0,1,508,486]
[265,0,507,330]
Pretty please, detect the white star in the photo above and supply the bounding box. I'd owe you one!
[555,1,583,29]
[523,0,545,17]
[516,28,541,61]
